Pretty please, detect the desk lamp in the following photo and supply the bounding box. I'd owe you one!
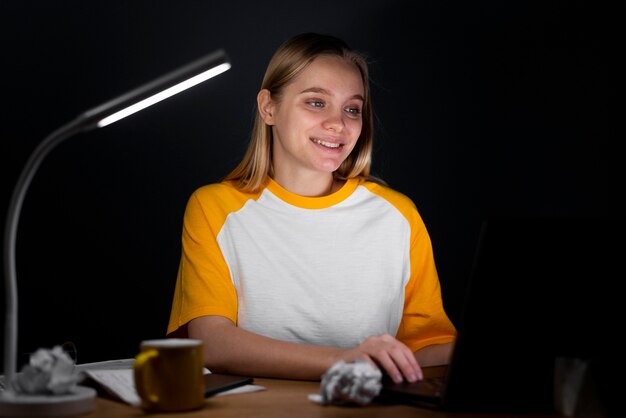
[0,49,231,417]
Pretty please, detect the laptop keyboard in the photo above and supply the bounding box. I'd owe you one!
[381,373,445,398]
[421,375,445,395]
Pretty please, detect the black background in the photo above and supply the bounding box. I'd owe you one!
[1,1,613,369]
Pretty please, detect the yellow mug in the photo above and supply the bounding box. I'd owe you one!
[134,338,205,412]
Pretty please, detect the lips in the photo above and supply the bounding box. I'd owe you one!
[311,138,343,149]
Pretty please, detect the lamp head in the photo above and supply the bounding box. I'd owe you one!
[79,49,231,130]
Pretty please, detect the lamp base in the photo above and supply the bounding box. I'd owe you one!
[0,385,96,417]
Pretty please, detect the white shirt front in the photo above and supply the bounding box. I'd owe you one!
[217,181,410,347]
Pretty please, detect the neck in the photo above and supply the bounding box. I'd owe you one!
[273,172,336,197]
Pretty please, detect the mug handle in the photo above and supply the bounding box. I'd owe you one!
[134,349,160,408]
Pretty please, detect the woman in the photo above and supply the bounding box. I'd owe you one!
[167,32,456,384]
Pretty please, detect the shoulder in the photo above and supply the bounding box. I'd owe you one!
[192,181,259,200]
[360,180,428,232]
[192,181,235,199]
[186,181,263,215]
[361,181,419,215]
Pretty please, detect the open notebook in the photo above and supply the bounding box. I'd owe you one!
[378,216,617,413]
[76,359,259,406]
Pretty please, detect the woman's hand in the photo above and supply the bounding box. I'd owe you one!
[337,333,422,384]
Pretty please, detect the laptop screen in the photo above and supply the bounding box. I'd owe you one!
[381,216,618,413]
[445,216,617,412]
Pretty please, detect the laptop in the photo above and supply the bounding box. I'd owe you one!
[378,216,618,413]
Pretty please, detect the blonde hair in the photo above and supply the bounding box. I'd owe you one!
[224,32,382,192]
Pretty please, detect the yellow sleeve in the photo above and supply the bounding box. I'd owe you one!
[365,182,457,351]
[395,216,457,351]
[166,183,253,336]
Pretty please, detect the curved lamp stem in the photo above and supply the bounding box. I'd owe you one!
[3,120,89,390]
[2,49,230,393]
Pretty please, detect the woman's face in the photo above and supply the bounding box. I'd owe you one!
[264,55,364,180]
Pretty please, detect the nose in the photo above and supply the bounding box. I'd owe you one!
[322,111,344,132]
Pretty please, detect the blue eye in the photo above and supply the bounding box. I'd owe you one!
[308,100,324,108]
[345,107,361,116]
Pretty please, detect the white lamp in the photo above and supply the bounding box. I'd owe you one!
[1,49,231,417]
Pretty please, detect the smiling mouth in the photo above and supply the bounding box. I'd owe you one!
[311,138,342,149]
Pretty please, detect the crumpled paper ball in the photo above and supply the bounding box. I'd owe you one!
[309,359,383,406]
[12,345,83,395]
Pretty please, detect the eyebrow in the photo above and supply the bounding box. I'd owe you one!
[299,87,364,102]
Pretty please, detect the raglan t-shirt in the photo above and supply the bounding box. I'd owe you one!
[167,177,456,351]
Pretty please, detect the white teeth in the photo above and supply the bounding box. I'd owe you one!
[312,138,340,148]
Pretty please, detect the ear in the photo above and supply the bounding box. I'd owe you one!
[257,89,275,125]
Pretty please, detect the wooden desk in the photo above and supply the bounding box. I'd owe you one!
[87,377,559,418]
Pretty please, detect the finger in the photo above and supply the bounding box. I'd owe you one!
[388,345,421,383]
[377,335,422,382]
[399,343,421,376]
[374,350,404,384]
[400,348,423,381]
